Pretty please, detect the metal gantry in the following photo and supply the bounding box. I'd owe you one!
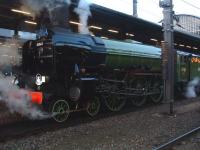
[174,14,200,37]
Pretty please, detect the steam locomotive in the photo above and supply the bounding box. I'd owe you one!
[16,4,200,122]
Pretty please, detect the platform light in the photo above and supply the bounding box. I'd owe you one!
[2,45,11,48]
[101,36,108,39]
[126,33,134,37]
[193,47,198,50]
[174,43,178,46]
[25,20,37,25]
[90,33,95,36]
[0,42,2,45]
[11,9,31,15]
[10,43,16,46]
[89,25,102,30]
[69,21,82,26]
[186,46,192,49]
[2,54,9,57]
[179,44,185,47]
[150,38,158,42]
[108,29,119,33]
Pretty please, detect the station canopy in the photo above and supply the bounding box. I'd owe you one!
[174,14,200,37]
[0,0,199,54]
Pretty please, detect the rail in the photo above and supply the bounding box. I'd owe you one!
[153,126,200,150]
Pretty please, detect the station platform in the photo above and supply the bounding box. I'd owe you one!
[0,102,22,125]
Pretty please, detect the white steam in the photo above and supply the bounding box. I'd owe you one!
[21,0,92,34]
[0,38,21,67]
[20,0,71,17]
[0,39,49,120]
[0,74,50,119]
[74,0,92,34]
[185,77,200,98]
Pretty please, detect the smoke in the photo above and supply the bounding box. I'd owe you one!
[185,77,200,98]
[21,0,92,34]
[0,74,50,120]
[0,38,21,68]
[0,39,49,120]
[74,0,92,34]
[20,0,71,18]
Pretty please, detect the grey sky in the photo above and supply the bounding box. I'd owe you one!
[92,0,200,24]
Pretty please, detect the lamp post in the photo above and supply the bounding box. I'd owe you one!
[159,0,175,114]
[133,0,138,17]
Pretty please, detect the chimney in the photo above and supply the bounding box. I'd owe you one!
[51,3,69,28]
[36,8,51,29]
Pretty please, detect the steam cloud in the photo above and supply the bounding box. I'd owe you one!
[0,39,49,120]
[0,0,93,120]
[0,38,21,68]
[20,0,71,17]
[185,77,200,98]
[74,0,92,34]
[0,74,50,119]
[21,0,92,34]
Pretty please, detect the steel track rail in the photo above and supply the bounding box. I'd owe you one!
[153,126,200,150]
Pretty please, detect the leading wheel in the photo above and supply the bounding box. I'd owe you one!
[51,100,70,123]
[104,94,126,112]
[86,96,101,117]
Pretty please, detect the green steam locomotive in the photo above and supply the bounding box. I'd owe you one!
[20,27,200,122]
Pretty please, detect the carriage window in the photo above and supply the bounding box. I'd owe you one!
[184,56,188,63]
[180,56,184,63]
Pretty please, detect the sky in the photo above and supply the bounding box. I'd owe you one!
[92,0,200,24]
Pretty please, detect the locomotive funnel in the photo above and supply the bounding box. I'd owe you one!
[37,2,70,29]
[51,3,69,28]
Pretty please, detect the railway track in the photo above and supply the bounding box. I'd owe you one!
[0,98,199,145]
[0,102,154,143]
[153,126,200,150]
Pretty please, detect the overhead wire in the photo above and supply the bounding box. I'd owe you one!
[179,0,200,10]
[123,0,162,19]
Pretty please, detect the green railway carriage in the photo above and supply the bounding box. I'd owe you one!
[176,51,200,82]
[175,51,200,97]
[190,56,200,78]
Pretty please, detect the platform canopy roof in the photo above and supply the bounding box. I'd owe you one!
[0,0,199,53]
